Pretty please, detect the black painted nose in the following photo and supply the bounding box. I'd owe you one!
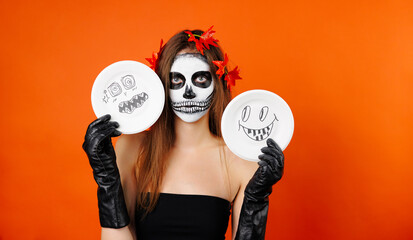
[183,85,196,99]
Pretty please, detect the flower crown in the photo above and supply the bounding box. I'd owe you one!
[146,26,241,91]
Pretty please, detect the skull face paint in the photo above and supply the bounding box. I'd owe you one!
[169,53,214,123]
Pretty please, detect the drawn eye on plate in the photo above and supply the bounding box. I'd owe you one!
[121,75,136,90]
[259,106,269,122]
[241,105,251,122]
[108,82,122,97]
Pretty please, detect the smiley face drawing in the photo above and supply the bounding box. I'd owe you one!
[221,90,294,161]
[238,105,279,141]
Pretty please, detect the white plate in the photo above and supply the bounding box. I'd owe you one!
[91,60,165,134]
[221,90,294,161]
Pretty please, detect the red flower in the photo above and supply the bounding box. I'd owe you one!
[201,26,219,49]
[225,66,241,90]
[213,54,241,90]
[145,52,158,71]
[212,53,229,79]
[186,31,206,54]
[185,26,219,55]
[145,39,164,70]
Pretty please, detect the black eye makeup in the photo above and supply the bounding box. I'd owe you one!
[169,72,186,89]
[192,71,212,88]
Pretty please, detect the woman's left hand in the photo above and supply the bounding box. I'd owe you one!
[244,138,284,201]
[235,138,284,240]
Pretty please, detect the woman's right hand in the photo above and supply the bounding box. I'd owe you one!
[82,114,121,181]
[82,114,130,229]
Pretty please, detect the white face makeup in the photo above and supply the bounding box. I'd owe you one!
[169,53,214,123]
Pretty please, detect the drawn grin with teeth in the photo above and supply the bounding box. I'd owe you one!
[239,114,278,141]
[118,92,148,114]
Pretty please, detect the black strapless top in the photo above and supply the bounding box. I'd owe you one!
[135,193,231,240]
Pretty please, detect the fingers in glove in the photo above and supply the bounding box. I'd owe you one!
[258,154,277,171]
[258,159,269,168]
[258,157,283,182]
[88,120,120,138]
[257,160,272,180]
[91,126,118,153]
[98,127,122,146]
[107,124,122,138]
[267,138,283,153]
[88,122,117,143]
[92,119,119,133]
[261,148,283,168]
[107,122,121,137]
[84,120,121,150]
[260,146,281,159]
[257,160,280,187]
[112,129,122,137]
[86,114,111,138]
[98,125,121,142]
[266,138,284,166]
[88,114,111,131]
[103,121,120,131]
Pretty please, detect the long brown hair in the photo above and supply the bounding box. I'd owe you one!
[135,29,231,215]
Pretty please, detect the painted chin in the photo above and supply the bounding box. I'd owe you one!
[173,109,209,123]
[238,114,277,141]
[170,93,213,122]
[172,100,211,123]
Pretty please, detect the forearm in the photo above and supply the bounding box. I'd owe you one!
[235,197,269,240]
[83,115,131,230]
[97,177,130,228]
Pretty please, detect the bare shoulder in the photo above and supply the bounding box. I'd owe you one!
[224,145,259,189]
[115,132,146,151]
[115,132,146,170]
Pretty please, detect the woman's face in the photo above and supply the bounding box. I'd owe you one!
[169,52,214,123]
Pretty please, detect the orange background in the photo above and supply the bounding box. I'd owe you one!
[1,0,412,239]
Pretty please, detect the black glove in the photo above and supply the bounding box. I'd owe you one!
[235,138,284,240]
[82,114,130,228]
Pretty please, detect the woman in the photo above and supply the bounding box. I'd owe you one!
[83,28,284,240]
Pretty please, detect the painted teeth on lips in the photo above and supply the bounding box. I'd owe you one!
[173,101,207,108]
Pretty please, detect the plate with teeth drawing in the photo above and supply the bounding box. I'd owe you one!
[221,90,294,162]
[91,60,165,134]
